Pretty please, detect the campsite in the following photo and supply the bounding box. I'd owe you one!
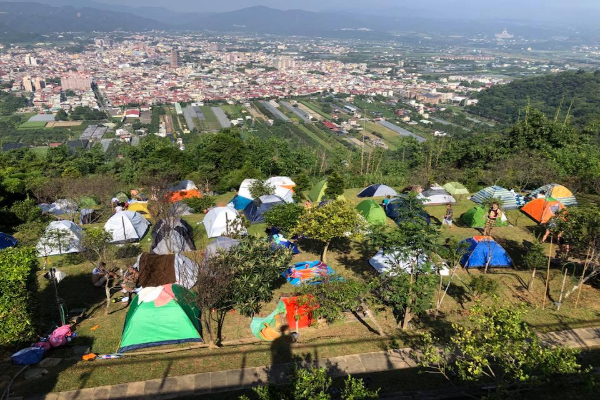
[2,175,600,399]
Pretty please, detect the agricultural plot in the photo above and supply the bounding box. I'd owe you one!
[19,121,48,129]
[199,106,223,131]
[211,106,232,128]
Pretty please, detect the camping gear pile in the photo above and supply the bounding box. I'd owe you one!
[250,296,316,341]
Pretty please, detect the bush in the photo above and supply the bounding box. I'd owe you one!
[183,195,216,213]
[0,247,39,347]
[468,275,499,300]
[263,203,305,235]
[114,244,142,259]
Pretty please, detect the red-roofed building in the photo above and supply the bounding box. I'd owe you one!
[125,109,140,118]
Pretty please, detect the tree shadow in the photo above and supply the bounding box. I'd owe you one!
[494,237,527,269]
[446,282,470,309]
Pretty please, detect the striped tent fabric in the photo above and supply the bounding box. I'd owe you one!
[471,186,519,210]
[529,184,578,207]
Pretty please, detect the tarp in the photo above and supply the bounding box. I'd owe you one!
[168,189,202,203]
[118,284,202,353]
[521,198,565,224]
[151,217,196,255]
[471,186,520,210]
[203,207,245,238]
[460,206,508,228]
[356,200,387,225]
[104,211,150,243]
[443,182,469,196]
[127,202,151,219]
[459,236,512,268]
[357,184,397,198]
[529,184,577,206]
[243,196,285,224]
[282,261,336,285]
[133,253,200,290]
[0,232,18,250]
[418,186,456,206]
[369,249,450,276]
[37,220,83,256]
[308,180,327,202]
[250,300,287,341]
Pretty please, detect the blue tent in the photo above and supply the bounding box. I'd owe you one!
[270,234,300,254]
[459,237,512,268]
[243,195,285,224]
[358,184,398,198]
[229,195,253,211]
[385,197,431,225]
[0,233,18,250]
[471,186,520,210]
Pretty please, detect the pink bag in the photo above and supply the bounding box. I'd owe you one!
[49,325,72,348]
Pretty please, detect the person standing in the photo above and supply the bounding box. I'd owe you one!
[483,202,501,236]
[442,204,454,228]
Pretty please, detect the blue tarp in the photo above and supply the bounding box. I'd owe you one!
[0,232,18,250]
[459,237,512,268]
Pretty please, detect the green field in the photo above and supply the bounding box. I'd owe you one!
[300,100,333,119]
[19,121,48,129]
[199,106,222,131]
[296,124,335,151]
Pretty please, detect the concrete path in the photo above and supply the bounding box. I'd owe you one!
[19,326,600,400]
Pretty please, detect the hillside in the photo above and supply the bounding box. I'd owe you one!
[0,2,166,33]
[469,70,600,126]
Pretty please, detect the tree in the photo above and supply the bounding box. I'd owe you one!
[55,109,68,121]
[416,304,582,393]
[324,171,344,199]
[249,179,275,199]
[80,228,118,314]
[293,200,363,263]
[263,203,305,235]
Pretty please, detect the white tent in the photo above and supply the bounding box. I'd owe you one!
[169,179,197,192]
[238,179,258,200]
[369,249,450,276]
[418,186,456,206]
[265,176,296,189]
[274,186,294,203]
[38,199,78,215]
[37,220,83,257]
[203,207,245,238]
[104,211,150,243]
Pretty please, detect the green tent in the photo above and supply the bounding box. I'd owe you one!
[78,195,100,208]
[443,182,469,196]
[114,191,129,203]
[118,284,202,353]
[308,180,327,202]
[460,206,508,228]
[356,200,387,225]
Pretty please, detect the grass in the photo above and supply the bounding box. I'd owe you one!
[199,106,222,131]
[7,189,600,396]
[299,101,333,120]
[19,121,49,129]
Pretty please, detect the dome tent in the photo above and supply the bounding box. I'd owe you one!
[357,184,397,198]
[127,202,151,219]
[459,236,512,269]
[204,237,240,259]
[521,198,565,224]
[443,182,469,196]
[0,232,18,250]
[117,284,202,353]
[356,200,387,225]
[385,197,431,226]
[203,207,245,238]
[308,180,327,202]
[460,206,508,228]
[369,249,450,276]
[37,220,83,257]
[78,196,100,208]
[151,217,196,255]
[169,180,198,192]
[39,199,78,215]
[529,184,577,207]
[243,195,286,224]
[471,186,520,210]
[265,176,296,190]
[104,211,150,243]
[418,186,456,206]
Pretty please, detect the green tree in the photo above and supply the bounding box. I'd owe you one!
[293,200,362,263]
[263,203,305,235]
[55,109,68,121]
[324,171,344,199]
[249,179,275,199]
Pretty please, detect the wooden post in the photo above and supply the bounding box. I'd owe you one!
[557,268,568,311]
[528,268,536,291]
[434,273,443,319]
[542,236,553,309]
[575,247,594,308]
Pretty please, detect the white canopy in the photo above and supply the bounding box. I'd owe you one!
[37,220,83,256]
[203,206,245,238]
[104,211,150,243]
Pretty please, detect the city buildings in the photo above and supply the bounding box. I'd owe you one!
[170,48,179,68]
[61,73,91,91]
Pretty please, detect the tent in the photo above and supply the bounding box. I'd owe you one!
[460,206,508,228]
[308,180,327,202]
[369,249,450,276]
[529,184,577,206]
[443,182,469,196]
[132,252,200,289]
[117,284,202,353]
[270,234,300,254]
[274,186,294,203]
[0,233,18,250]
[170,202,193,216]
[243,195,285,224]
[282,261,336,285]
[168,189,202,203]
[151,218,196,255]
[104,211,150,243]
[521,198,565,224]
[78,196,100,208]
[169,180,197,192]
[79,209,98,225]
[238,179,258,200]
[419,186,456,206]
[229,195,254,211]
[357,184,397,198]
[114,192,129,203]
[204,237,240,259]
[203,207,245,238]
[37,220,83,257]
[39,199,77,215]
[266,176,296,190]
[356,200,387,225]
[459,236,512,269]
[127,202,151,219]
[470,186,521,210]
[385,197,431,225]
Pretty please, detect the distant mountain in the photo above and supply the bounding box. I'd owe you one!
[0,2,167,33]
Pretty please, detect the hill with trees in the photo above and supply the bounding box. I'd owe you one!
[469,70,600,127]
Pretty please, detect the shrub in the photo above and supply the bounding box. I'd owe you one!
[263,203,305,235]
[183,195,216,213]
[0,247,39,347]
[467,275,499,301]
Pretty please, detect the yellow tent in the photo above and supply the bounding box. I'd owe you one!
[127,202,151,219]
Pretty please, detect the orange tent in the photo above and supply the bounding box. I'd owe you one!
[168,189,202,203]
[521,198,565,224]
